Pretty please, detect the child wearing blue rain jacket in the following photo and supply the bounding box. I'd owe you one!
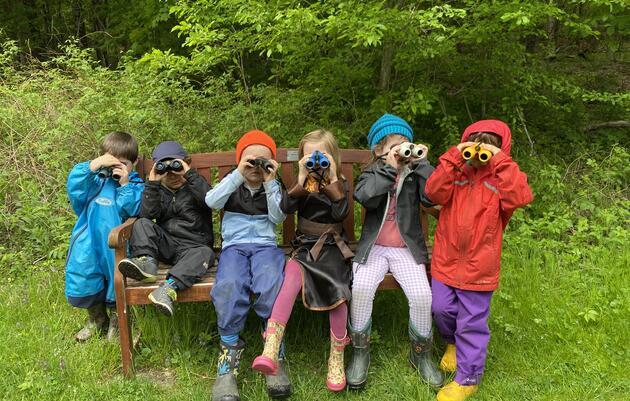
[65,132,144,342]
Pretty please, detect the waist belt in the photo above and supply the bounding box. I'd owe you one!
[297,218,354,262]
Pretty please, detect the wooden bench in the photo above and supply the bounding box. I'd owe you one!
[108,148,434,377]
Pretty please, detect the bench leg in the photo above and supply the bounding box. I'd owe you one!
[117,298,134,377]
[114,248,134,378]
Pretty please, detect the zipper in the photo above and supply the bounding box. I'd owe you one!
[65,179,106,267]
[457,180,474,284]
[394,167,411,250]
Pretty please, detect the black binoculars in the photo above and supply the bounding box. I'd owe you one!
[97,168,121,181]
[248,157,274,173]
[155,159,184,174]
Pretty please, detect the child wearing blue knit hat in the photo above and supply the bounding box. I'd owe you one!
[346,113,442,390]
[367,113,414,149]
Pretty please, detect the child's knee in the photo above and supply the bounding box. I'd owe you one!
[431,297,455,318]
[407,291,432,311]
[351,281,377,303]
[133,217,154,231]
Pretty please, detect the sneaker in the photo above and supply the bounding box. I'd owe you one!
[148,281,177,316]
[118,256,158,283]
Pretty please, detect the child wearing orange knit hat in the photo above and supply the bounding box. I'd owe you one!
[205,130,291,400]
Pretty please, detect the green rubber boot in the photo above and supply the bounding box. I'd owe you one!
[345,319,371,390]
[265,343,292,399]
[75,304,109,342]
[105,307,119,342]
[408,324,444,388]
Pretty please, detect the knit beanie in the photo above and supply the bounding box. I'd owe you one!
[367,113,413,150]
[235,130,277,163]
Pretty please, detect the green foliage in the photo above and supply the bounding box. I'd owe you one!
[0,0,183,66]
[508,145,630,260]
[142,0,629,151]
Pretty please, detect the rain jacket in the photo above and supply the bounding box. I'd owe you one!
[425,120,533,291]
[65,161,144,306]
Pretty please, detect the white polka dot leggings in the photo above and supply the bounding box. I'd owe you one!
[350,245,433,337]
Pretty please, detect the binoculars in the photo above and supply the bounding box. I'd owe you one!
[398,142,425,160]
[97,168,121,182]
[461,144,492,164]
[305,150,330,170]
[155,159,184,174]
[247,157,274,173]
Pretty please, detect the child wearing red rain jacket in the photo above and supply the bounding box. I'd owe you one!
[425,120,533,401]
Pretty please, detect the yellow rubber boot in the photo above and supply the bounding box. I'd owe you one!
[436,381,478,401]
[440,343,457,372]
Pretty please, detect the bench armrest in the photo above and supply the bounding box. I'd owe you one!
[108,217,138,250]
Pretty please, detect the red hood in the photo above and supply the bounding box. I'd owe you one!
[461,120,512,156]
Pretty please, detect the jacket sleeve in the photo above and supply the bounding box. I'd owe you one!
[280,183,307,214]
[205,170,244,209]
[116,181,145,221]
[411,158,436,208]
[490,152,534,214]
[264,179,286,224]
[353,164,397,210]
[66,161,102,215]
[140,180,163,220]
[425,146,466,206]
[184,169,212,207]
[322,180,349,222]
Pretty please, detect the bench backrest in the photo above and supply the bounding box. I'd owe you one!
[136,149,428,246]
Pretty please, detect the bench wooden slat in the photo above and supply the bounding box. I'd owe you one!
[124,273,402,305]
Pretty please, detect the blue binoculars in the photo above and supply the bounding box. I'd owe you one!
[305,150,330,170]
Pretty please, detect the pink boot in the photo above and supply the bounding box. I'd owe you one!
[326,330,350,392]
[252,320,285,375]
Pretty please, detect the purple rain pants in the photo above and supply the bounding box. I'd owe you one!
[431,278,494,385]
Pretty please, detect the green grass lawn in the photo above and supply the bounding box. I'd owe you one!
[2,244,628,401]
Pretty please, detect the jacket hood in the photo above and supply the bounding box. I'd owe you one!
[461,120,512,156]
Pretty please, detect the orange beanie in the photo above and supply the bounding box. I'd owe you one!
[235,130,277,163]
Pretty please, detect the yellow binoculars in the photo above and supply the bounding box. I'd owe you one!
[462,144,492,164]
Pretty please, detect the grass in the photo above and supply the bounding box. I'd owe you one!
[1,243,628,401]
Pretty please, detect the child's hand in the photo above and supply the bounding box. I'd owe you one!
[322,151,338,183]
[385,145,401,170]
[89,153,124,172]
[148,164,166,182]
[113,165,130,186]
[456,141,477,152]
[297,153,312,187]
[237,156,255,176]
[480,143,501,155]
[263,159,279,182]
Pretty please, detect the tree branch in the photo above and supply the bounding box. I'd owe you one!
[584,121,630,131]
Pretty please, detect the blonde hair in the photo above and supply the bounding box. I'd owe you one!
[298,129,343,179]
[365,133,407,169]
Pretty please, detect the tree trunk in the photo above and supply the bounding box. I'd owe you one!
[378,39,394,93]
